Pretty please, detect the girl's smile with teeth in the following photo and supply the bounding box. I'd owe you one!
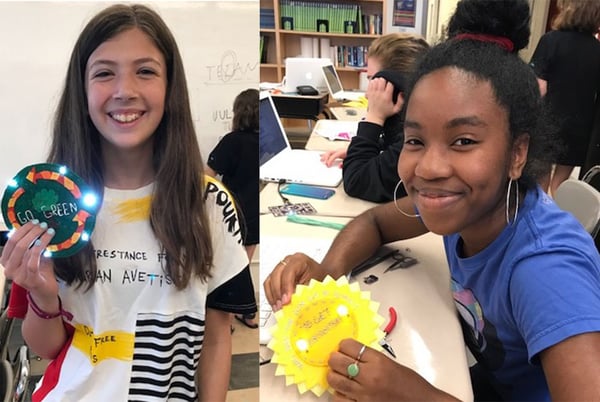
[110,112,142,123]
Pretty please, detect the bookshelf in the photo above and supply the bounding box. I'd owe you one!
[260,0,387,90]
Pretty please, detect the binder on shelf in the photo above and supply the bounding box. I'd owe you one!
[260,8,275,29]
[260,35,269,63]
[319,38,331,62]
[278,1,363,35]
[312,37,319,58]
[300,36,313,57]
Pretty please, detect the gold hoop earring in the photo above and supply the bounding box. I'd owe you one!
[393,180,419,218]
[506,178,519,225]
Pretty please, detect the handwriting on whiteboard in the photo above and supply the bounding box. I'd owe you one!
[204,50,258,85]
[213,108,233,132]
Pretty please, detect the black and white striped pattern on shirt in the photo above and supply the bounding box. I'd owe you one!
[128,313,204,401]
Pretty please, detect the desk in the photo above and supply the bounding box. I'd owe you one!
[259,213,473,402]
[259,181,377,218]
[304,135,348,152]
[304,105,364,151]
[304,120,358,152]
[327,106,367,122]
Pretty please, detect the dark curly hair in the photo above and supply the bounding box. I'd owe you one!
[405,0,558,190]
[445,0,531,52]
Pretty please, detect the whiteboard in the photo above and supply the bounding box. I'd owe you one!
[0,1,259,190]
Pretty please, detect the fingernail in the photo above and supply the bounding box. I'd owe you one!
[47,228,55,236]
[39,222,48,230]
[34,239,41,247]
[31,219,39,225]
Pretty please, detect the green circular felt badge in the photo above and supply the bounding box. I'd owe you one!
[1,163,99,258]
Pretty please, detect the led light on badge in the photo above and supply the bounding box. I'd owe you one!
[83,193,98,208]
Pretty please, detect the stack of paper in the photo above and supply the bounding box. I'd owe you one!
[313,120,359,141]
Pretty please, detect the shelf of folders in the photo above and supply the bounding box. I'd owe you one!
[279,0,382,35]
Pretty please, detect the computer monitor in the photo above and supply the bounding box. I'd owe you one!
[284,57,331,93]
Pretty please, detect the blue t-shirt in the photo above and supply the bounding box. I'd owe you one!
[445,186,600,401]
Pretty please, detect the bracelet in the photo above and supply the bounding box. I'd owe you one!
[26,292,73,321]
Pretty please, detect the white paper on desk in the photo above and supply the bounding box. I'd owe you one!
[313,120,359,141]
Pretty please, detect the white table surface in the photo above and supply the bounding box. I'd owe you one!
[259,213,473,402]
[328,106,367,122]
[259,182,377,218]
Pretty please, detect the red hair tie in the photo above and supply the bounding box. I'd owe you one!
[454,33,514,52]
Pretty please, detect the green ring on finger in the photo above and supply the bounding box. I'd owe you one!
[347,361,360,379]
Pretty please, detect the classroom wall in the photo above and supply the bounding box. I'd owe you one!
[0,1,259,193]
[436,0,460,40]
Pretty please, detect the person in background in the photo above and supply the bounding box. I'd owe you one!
[1,4,256,401]
[530,0,600,195]
[264,0,600,400]
[207,88,259,329]
[320,33,430,202]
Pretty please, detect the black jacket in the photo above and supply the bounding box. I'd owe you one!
[342,117,407,203]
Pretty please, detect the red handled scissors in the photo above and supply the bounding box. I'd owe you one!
[379,307,397,358]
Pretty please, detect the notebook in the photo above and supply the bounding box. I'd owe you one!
[322,64,366,101]
[259,92,343,187]
[259,236,333,345]
[283,57,330,93]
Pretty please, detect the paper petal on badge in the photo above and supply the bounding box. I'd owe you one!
[268,275,385,397]
[1,163,100,258]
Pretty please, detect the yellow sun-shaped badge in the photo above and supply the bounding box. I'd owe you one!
[267,275,385,397]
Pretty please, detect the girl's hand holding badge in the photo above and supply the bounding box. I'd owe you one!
[1,162,99,305]
[1,220,58,306]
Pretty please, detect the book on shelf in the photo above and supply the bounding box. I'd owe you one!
[260,8,275,29]
[362,13,383,35]
[279,0,366,34]
[331,45,368,68]
[298,36,334,60]
[260,35,269,63]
